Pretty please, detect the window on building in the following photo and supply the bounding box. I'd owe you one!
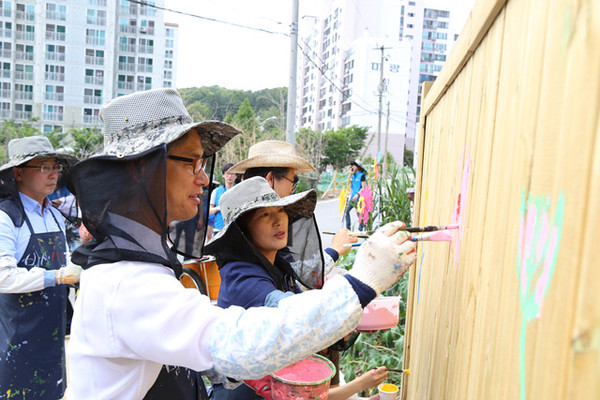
[86,29,105,46]
[46,3,66,20]
[1,2,12,18]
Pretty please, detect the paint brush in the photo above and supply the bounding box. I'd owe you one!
[388,368,410,375]
[411,230,453,242]
[342,242,363,248]
[405,223,459,233]
[323,224,459,237]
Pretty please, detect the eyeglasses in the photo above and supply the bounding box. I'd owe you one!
[281,174,299,191]
[19,164,63,174]
[167,155,208,175]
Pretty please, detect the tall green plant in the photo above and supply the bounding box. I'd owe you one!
[337,165,414,396]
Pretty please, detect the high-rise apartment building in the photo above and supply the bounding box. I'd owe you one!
[296,0,411,162]
[0,0,177,134]
[296,0,471,160]
[399,0,457,150]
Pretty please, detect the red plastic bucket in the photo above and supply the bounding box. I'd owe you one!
[271,354,336,399]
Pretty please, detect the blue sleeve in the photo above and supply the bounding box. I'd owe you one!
[343,274,376,308]
[264,290,295,307]
[324,247,339,262]
[217,262,280,309]
[44,270,57,287]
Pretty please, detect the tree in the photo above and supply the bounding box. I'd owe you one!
[68,127,103,160]
[187,101,212,121]
[296,128,324,171]
[403,147,414,167]
[321,125,368,169]
[0,119,42,163]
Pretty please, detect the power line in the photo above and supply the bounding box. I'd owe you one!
[297,43,377,115]
[126,0,288,36]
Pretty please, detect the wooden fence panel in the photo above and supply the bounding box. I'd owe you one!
[402,0,599,398]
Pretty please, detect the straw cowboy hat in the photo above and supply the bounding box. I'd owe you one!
[0,136,77,174]
[228,140,315,174]
[89,88,241,160]
[204,176,316,248]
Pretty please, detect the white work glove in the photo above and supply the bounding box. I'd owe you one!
[56,263,83,285]
[348,221,417,295]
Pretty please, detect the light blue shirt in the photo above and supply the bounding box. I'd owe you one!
[0,192,67,288]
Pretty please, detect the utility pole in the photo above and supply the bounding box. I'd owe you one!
[384,100,390,173]
[375,45,389,159]
[286,0,299,147]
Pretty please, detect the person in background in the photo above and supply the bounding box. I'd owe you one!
[228,140,358,280]
[204,177,400,400]
[209,162,236,237]
[0,136,82,399]
[66,88,417,399]
[345,160,367,231]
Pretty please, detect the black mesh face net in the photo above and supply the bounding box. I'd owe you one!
[168,154,216,260]
[282,216,325,289]
[68,145,215,277]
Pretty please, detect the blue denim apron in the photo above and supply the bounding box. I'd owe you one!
[0,211,68,399]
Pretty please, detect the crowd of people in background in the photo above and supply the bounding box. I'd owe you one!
[0,88,416,400]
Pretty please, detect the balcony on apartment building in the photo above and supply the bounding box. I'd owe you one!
[46,31,66,41]
[84,95,103,105]
[119,43,137,53]
[86,36,105,46]
[44,52,64,61]
[83,114,101,125]
[45,71,65,81]
[137,64,153,73]
[16,31,35,41]
[85,55,105,66]
[84,76,104,85]
[45,92,64,101]
[46,11,66,21]
[15,11,35,21]
[14,91,33,100]
[138,45,154,54]
[15,71,33,80]
[43,112,64,122]
[118,62,135,72]
[17,51,34,61]
[14,110,33,119]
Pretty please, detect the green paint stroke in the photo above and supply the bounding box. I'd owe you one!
[516,190,565,400]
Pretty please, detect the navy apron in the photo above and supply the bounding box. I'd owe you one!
[0,210,68,399]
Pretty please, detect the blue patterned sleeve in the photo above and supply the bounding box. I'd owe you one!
[208,275,362,379]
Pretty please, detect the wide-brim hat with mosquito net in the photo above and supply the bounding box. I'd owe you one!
[67,88,242,276]
[204,176,325,289]
[0,136,78,227]
[228,140,315,174]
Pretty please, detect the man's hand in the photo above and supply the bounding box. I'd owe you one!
[56,263,83,285]
[348,221,417,295]
[330,228,358,256]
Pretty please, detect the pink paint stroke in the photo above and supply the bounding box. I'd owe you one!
[452,154,470,270]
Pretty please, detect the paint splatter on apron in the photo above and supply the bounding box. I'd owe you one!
[0,212,67,399]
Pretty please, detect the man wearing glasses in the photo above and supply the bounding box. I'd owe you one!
[0,136,81,399]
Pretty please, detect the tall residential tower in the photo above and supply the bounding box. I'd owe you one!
[0,0,177,134]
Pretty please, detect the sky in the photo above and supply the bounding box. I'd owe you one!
[164,0,476,91]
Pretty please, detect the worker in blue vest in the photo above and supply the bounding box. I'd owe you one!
[345,160,367,231]
[209,163,236,236]
[0,136,82,399]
